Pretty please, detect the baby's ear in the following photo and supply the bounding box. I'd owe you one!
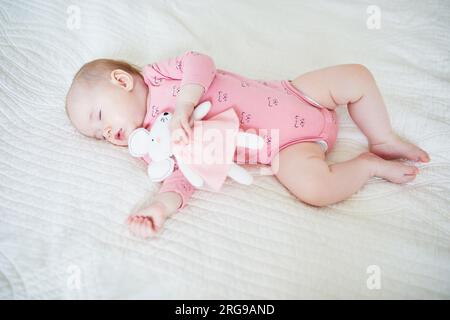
[128,128,150,157]
[110,69,133,91]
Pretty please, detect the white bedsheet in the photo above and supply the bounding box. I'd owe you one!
[0,0,449,299]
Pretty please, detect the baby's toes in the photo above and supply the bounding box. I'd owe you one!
[417,149,430,163]
[403,165,419,176]
[399,165,419,183]
[404,144,430,163]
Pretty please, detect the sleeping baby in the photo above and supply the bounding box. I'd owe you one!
[65,50,430,238]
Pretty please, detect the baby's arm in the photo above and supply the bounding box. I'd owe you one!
[127,169,195,238]
[147,50,217,144]
[170,85,204,144]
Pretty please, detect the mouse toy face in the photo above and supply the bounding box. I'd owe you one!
[128,112,173,162]
[128,112,175,182]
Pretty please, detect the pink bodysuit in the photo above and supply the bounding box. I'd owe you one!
[140,50,338,210]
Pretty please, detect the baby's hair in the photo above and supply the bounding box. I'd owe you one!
[65,58,142,119]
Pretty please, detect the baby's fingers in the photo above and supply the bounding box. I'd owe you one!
[171,123,186,144]
[139,219,153,238]
[132,220,143,238]
[181,118,192,143]
[132,218,150,238]
[127,215,140,227]
[128,218,142,237]
[136,216,158,238]
[151,215,165,234]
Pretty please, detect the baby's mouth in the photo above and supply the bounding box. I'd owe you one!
[115,128,124,140]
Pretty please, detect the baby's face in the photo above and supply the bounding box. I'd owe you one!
[67,70,148,146]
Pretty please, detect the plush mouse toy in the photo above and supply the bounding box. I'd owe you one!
[128,101,264,191]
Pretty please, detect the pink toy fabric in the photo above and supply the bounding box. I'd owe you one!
[141,50,339,211]
[171,107,240,192]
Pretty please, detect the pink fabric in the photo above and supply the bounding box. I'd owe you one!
[172,108,240,192]
[158,168,195,210]
[140,50,339,211]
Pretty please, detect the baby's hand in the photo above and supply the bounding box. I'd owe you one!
[169,102,195,145]
[127,201,169,238]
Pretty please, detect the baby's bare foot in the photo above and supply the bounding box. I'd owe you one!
[369,133,430,163]
[360,152,419,184]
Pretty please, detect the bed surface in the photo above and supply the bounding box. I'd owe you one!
[0,0,449,298]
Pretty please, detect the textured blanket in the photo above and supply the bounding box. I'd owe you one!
[0,0,449,298]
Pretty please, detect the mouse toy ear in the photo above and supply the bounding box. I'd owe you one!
[192,101,212,120]
[147,158,175,182]
[128,128,151,157]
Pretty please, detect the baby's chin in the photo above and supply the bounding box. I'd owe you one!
[111,140,128,147]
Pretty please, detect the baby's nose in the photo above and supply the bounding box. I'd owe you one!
[104,127,112,139]
[156,137,160,143]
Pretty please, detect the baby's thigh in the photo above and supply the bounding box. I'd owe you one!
[271,142,329,203]
[291,64,370,109]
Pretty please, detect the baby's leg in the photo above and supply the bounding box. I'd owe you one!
[272,142,418,207]
[291,64,429,162]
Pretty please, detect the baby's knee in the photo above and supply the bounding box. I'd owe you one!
[348,64,374,83]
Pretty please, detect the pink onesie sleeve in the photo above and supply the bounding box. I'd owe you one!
[148,50,217,94]
[158,168,195,211]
